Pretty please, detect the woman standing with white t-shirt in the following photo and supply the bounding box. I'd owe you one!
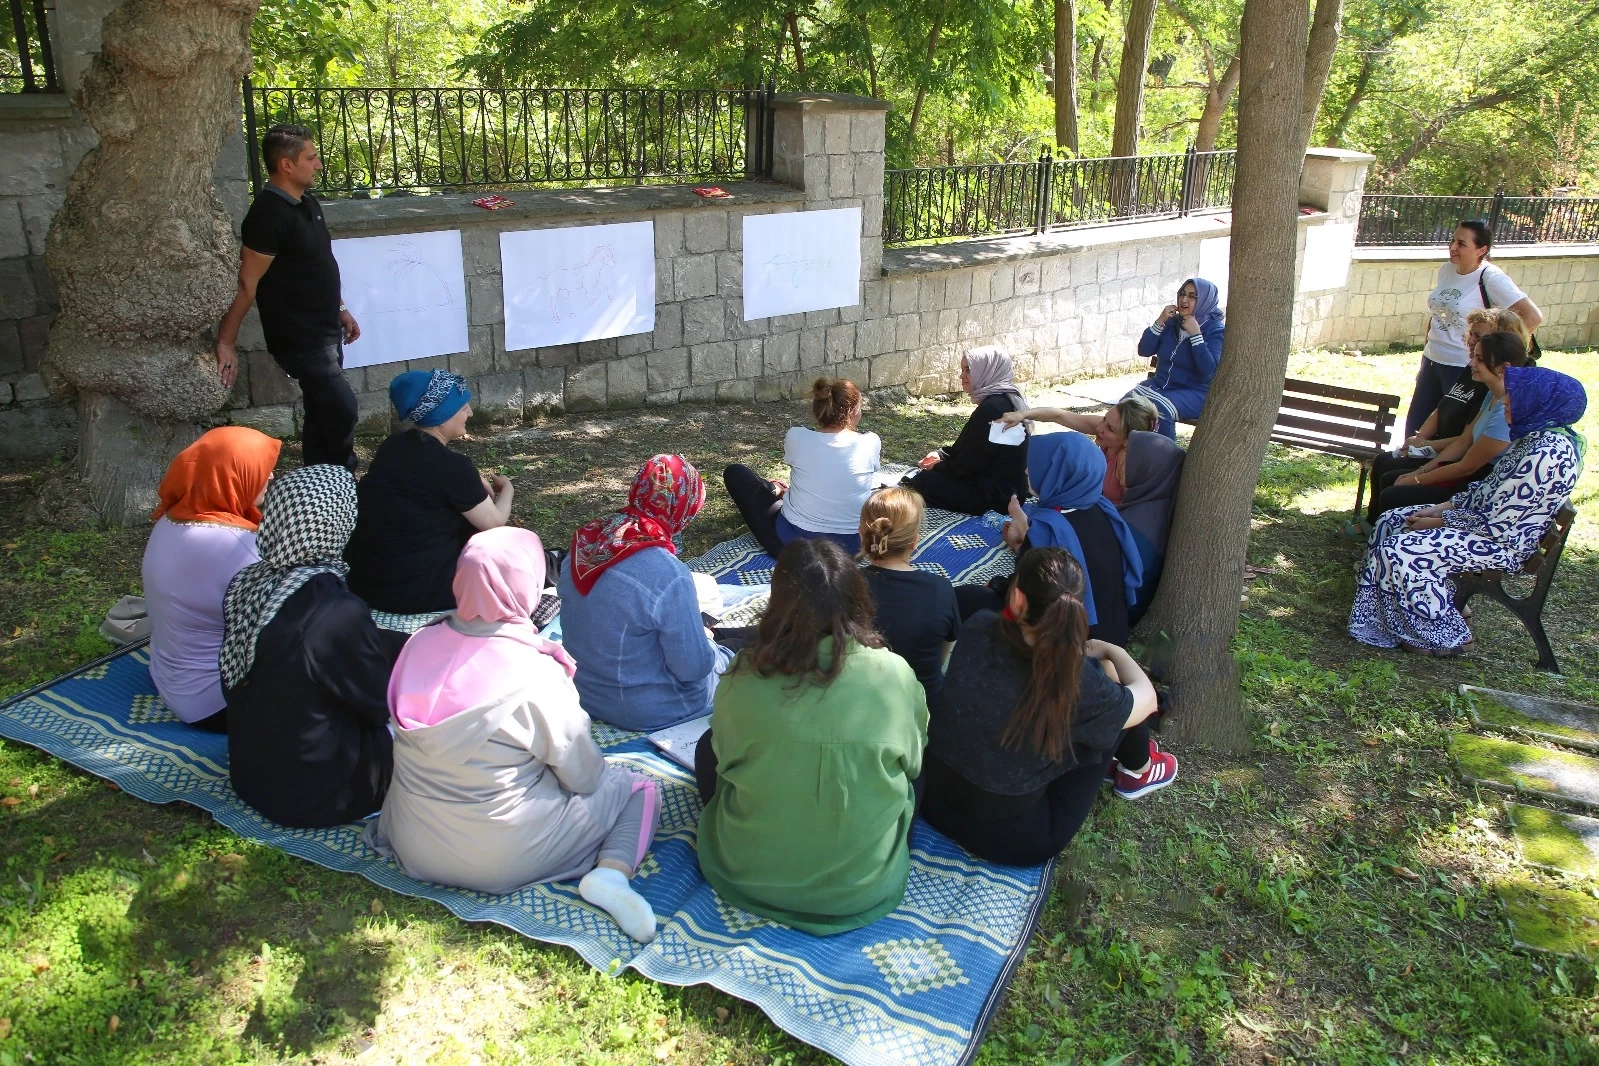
[724,377,881,558]
[1406,220,1543,436]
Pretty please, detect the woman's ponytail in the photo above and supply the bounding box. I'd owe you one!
[857,487,923,562]
[998,548,1090,763]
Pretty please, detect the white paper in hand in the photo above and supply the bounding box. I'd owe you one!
[647,715,711,771]
[988,422,1026,446]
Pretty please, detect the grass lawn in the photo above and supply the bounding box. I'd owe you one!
[2,349,1598,1065]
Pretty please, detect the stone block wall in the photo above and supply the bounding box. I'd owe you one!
[1314,249,1599,351]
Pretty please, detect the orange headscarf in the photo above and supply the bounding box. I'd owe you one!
[151,427,282,531]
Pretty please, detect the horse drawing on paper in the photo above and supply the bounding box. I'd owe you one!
[364,240,456,315]
[536,245,621,323]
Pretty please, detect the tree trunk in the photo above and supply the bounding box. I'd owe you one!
[906,0,949,151]
[1054,0,1080,152]
[1110,0,1157,158]
[76,392,205,527]
[1137,0,1308,754]
[1324,50,1375,148]
[1194,53,1240,151]
[44,0,258,525]
[859,14,879,98]
[1300,0,1342,148]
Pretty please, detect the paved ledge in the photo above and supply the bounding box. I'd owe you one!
[322,180,806,235]
[770,92,891,113]
[0,93,76,124]
[882,212,1232,276]
[1353,243,1599,261]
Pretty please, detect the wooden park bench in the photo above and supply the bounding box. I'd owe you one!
[1452,503,1578,673]
[1175,378,1400,514]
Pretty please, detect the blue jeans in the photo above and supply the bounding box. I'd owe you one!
[774,511,862,555]
[1403,355,1463,437]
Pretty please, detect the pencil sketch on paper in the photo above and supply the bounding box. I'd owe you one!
[330,229,469,369]
[364,240,457,315]
[498,221,656,350]
[758,254,833,292]
[528,244,621,323]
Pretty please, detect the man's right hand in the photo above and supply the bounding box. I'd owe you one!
[216,340,239,389]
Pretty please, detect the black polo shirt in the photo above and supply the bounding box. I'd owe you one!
[240,184,343,355]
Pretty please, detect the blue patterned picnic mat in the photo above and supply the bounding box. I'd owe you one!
[0,512,1044,1066]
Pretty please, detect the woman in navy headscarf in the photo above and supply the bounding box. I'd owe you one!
[957,432,1144,646]
[1349,365,1586,657]
[1127,277,1225,438]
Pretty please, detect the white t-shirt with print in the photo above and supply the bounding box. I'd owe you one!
[780,426,882,534]
[1424,261,1528,367]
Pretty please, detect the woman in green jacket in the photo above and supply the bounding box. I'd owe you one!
[694,538,928,935]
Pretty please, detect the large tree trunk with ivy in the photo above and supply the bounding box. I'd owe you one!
[44,0,259,526]
[1137,0,1307,754]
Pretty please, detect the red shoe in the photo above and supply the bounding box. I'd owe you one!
[1113,739,1178,799]
[1103,759,1119,785]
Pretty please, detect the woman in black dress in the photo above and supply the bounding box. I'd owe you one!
[903,346,1029,516]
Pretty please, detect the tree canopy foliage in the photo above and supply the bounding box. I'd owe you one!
[247,0,1599,191]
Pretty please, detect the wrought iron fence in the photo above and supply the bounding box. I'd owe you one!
[244,82,776,196]
[884,147,1236,245]
[3,0,59,93]
[1357,191,1599,246]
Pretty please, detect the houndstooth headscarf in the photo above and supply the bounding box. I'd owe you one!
[220,464,359,689]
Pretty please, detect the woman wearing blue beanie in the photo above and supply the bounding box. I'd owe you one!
[345,370,517,613]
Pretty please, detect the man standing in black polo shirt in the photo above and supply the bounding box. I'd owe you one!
[215,124,361,470]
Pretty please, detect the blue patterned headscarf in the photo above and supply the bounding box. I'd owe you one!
[1505,366,1587,440]
[1021,432,1144,626]
[389,369,472,427]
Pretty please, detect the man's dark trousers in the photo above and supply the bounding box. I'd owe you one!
[274,341,359,471]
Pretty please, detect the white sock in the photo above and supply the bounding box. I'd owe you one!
[579,867,657,944]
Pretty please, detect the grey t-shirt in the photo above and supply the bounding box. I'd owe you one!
[929,610,1132,796]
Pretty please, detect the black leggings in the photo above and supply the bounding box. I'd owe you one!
[1365,451,1488,524]
[903,467,1002,517]
[723,464,788,559]
[920,724,1150,867]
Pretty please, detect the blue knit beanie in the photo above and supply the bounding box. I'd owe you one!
[389,369,471,427]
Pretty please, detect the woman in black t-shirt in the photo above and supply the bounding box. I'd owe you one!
[858,488,960,699]
[345,370,515,614]
[923,549,1174,866]
[902,346,1030,516]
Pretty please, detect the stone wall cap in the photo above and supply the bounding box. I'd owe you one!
[1304,147,1376,164]
[321,179,806,235]
[882,212,1232,276]
[769,92,891,113]
[1353,242,1599,262]
[0,93,76,124]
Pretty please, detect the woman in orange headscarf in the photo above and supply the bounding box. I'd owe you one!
[142,426,281,730]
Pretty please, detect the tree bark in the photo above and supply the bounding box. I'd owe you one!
[1110,0,1157,158]
[76,392,205,526]
[859,14,879,98]
[1138,0,1308,754]
[1054,0,1080,152]
[44,0,258,525]
[1194,53,1240,151]
[906,0,949,151]
[1300,0,1343,148]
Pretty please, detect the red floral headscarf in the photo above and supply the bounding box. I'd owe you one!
[569,455,706,596]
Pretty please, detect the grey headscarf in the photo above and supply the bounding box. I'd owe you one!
[963,345,1028,412]
[220,464,358,688]
[1118,431,1186,555]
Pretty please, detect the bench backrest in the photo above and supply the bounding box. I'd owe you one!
[1524,502,1578,579]
[1270,378,1402,460]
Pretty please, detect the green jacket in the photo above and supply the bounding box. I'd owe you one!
[696,639,928,935]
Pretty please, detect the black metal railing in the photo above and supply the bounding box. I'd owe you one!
[884,147,1236,245]
[3,0,59,93]
[1357,191,1599,246]
[244,82,776,196]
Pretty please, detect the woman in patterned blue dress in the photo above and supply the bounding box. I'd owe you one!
[1349,360,1587,656]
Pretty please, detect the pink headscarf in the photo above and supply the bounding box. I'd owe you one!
[389,527,576,730]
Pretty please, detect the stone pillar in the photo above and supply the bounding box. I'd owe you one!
[769,92,890,283]
[1299,147,1376,222]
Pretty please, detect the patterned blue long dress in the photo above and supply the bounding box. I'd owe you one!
[1348,429,1582,652]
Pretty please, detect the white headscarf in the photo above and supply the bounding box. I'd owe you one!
[963,346,1028,412]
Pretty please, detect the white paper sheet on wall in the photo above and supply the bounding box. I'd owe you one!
[500,221,656,351]
[331,230,470,369]
[742,207,862,320]
[1299,222,1356,293]
[1197,236,1231,308]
